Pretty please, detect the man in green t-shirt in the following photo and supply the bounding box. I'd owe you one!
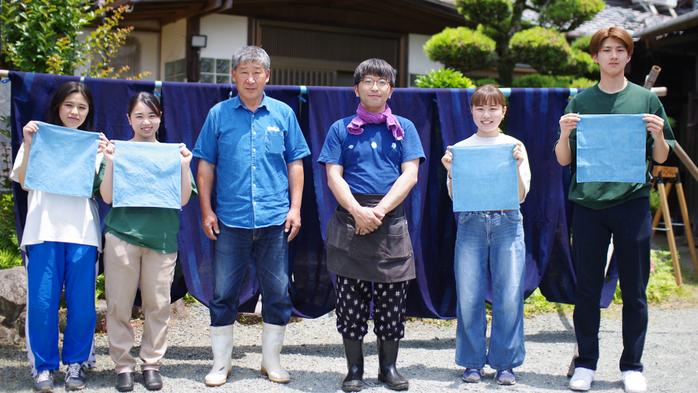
[555,26,675,393]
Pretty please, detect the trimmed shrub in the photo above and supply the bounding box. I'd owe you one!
[569,77,596,88]
[571,34,592,52]
[564,48,598,77]
[455,0,512,28]
[512,74,572,88]
[474,77,499,87]
[415,68,476,88]
[424,27,497,72]
[510,27,571,74]
[512,74,595,88]
[538,0,605,32]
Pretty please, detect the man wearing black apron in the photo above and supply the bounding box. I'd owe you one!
[318,58,425,392]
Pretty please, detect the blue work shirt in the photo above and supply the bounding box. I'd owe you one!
[318,115,425,194]
[193,95,310,229]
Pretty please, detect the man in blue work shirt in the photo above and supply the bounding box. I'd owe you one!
[193,45,310,387]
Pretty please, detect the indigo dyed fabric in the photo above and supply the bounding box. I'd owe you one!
[25,121,99,198]
[112,141,181,209]
[576,114,646,183]
[451,144,519,212]
[9,71,619,317]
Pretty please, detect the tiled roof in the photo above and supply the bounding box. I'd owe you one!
[569,1,674,37]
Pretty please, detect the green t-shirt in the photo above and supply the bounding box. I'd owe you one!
[565,82,675,209]
[96,159,198,253]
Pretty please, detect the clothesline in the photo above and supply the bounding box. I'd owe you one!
[0,69,669,97]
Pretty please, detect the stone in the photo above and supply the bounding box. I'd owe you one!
[0,324,21,345]
[0,267,27,328]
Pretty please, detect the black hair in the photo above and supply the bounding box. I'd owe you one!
[46,81,94,130]
[127,92,162,117]
[352,58,396,86]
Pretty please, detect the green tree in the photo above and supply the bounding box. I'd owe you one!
[0,0,134,78]
[424,0,604,85]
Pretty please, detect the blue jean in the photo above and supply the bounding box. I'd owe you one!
[209,224,292,326]
[25,241,97,373]
[454,210,526,370]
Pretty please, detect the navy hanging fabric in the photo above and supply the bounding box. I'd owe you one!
[83,77,155,140]
[9,72,80,243]
[9,71,619,320]
[160,82,335,317]
[507,88,577,302]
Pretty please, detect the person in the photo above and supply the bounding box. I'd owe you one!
[97,92,196,392]
[10,81,107,392]
[555,26,674,393]
[192,45,310,387]
[441,84,531,386]
[318,58,425,392]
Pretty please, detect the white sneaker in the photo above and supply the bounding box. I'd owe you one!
[569,367,595,391]
[622,370,647,393]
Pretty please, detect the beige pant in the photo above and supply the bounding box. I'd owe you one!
[104,232,177,373]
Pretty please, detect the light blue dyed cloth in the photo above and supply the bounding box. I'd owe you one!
[25,121,100,198]
[451,144,519,212]
[576,114,646,183]
[112,141,182,209]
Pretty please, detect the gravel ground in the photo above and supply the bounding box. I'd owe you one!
[1,302,697,393]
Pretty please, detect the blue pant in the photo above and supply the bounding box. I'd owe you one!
[25,241,97,373]
[572,197,651,372]
[209,224,292,326]
[454,210,526,370]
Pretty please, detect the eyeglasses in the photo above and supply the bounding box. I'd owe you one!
[361,78,390,89]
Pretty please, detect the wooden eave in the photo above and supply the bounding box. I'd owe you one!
[118,0,463,34]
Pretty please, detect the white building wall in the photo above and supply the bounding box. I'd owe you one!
[130,31,160,80]
[407,33,443,86]
[199,14,248,60]
[160,18,187,78]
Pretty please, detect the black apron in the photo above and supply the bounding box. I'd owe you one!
[326,194,415,283]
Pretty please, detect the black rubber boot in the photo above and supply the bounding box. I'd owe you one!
[377,339,409,391]
[341,339,364,392]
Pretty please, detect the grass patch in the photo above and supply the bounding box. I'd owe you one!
[522,249,690,317]
[613,249,690,304]
[524,288,573,317]
[0,248,22,269]
[183,293,198,304]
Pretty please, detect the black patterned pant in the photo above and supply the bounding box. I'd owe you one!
[335,275,409,341]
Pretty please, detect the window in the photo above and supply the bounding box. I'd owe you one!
[164,59,186,82]
[200,58,231,84]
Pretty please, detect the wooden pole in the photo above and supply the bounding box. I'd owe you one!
[676,181,698,272]
[657,178,683,286]
[673,143,698,183]
[651,182,673,236]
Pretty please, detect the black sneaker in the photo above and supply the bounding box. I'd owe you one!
[64,363,86,391]
[33,370,54,392]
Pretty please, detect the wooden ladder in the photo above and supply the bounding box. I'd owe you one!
[651,165,698,286]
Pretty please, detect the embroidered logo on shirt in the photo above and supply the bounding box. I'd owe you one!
[267,126,281,133]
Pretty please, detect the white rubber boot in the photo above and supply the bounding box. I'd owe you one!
[260,323,290,383]
[204,325,234,387]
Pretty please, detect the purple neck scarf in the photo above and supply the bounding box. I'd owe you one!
[347,104,404,141]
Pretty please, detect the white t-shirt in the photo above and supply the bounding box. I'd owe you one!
[448,133,532,202]
[10,143,102,251]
